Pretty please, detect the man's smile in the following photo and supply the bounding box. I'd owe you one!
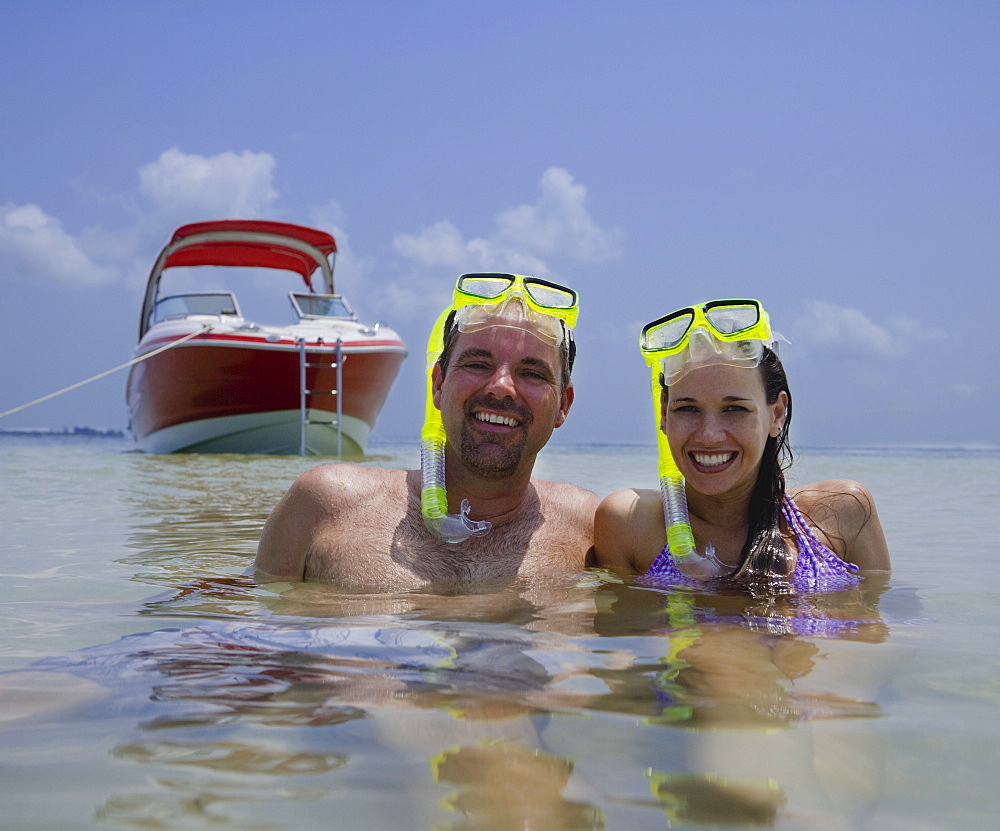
[465,394,530,433]
[474,411,521,428]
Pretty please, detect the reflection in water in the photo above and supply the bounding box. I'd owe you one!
[114,739,347,774]
[96,775,332,830]
[432,742,604,830]
[7,571,897,828]
[648,770,785,826]
[99,740,348,828]
[22,616,610,827]
[587,579,890,726]
[586,578,893,826]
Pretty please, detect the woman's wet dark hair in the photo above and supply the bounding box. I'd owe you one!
[663,346,794,596]
[737,346,795,595]
[436,309,577,393]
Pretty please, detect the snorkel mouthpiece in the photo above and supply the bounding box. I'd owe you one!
[420,451,490,543]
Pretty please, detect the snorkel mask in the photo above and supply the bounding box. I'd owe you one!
[640,299,777,579]
[421,273,579,543]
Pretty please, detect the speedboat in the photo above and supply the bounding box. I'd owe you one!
[126,220,407,455]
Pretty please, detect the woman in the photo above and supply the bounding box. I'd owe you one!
[595,298,890,594]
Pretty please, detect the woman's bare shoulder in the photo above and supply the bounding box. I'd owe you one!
[790,479,890,571]
[601,487,662,513]
[594,488,663,573]
[791,479,876,519]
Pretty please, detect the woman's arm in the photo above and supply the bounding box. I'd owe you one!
[791,480,891,571]
[594,488,664,574]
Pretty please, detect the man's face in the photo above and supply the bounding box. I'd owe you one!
[432,324,573,479]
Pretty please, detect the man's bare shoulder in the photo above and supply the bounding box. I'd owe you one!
[287,463,406,503]
[276,464,412,540]
[525,478,600,568]
[532,477,600,516]
[255,465,409,580]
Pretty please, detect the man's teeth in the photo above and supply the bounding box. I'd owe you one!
[694,452,733,467]
[475,412,519,427]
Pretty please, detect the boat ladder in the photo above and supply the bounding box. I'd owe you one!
[298,337,343,456]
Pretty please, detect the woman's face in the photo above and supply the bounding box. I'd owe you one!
[663,363,787,499]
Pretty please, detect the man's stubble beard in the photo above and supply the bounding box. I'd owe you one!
[459,427,526,479]
[457,396,532,480]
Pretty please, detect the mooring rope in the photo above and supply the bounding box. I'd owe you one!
[0,324,213,421]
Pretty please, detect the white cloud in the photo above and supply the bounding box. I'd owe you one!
[0,203,116,286]
[494,167,623,262]
[308,199,347,229]
[1,148,283,291]
[386,225,551,322]
[388,221,551,322]
[392,219,552,278]
[791,300,942,360]
[392,167,620,273]
[387,168,621,320]
[379,280,450,324]
[393,220,472,270]
[0,158,617,322]
[138,148,278,218]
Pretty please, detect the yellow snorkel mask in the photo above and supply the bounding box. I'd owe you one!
[421,273,579,543]
[640,299,776,578]
[452,273,579,338]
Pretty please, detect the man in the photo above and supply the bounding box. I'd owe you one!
[254,273,599,590]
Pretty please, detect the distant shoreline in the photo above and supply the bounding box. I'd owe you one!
[1,430,996,453]
[0,426,126,437]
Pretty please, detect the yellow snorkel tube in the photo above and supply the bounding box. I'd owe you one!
[420,273,579,543]
[641,299,775,579]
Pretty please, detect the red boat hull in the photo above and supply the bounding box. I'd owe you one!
[126,336,405,455]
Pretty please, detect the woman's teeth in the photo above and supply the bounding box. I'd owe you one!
[693,452,733,467]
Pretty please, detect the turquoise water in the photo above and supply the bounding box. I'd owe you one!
[1,434,999,829]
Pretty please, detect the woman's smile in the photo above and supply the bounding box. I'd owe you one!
[689,450,738,472]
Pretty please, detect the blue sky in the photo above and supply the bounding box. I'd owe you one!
[1,1,997,448]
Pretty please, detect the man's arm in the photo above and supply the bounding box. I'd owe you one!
[254,465,340,579]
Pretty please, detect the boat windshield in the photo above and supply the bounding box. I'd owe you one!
[152,292,241,324]
[290,293,356,320]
